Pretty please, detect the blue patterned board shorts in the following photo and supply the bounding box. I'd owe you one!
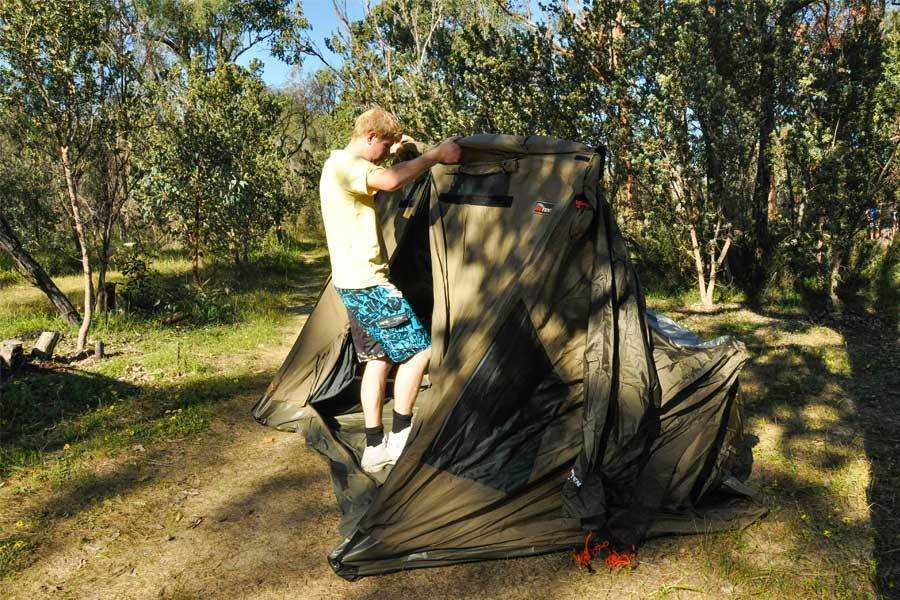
[335,283,431,364]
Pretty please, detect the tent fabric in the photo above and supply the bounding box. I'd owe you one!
[251,134,765,580]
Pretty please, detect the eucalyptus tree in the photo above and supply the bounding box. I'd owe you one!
[0,0,130,350]
[783,1,894,311]
[0,144,81,326]
[136,62,290,283]
[328,0,569,141]
[134,0,310,71]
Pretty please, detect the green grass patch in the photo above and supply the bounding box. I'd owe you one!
[0,243,327,483]
[0,537,36,576]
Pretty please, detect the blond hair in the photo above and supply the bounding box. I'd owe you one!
[352,106,402,141]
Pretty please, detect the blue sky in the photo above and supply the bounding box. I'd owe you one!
[237,3,367,88]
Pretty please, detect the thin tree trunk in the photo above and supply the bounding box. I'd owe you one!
[97,253,109,312]
[0,209,81,326]
[767,171,778,221]
[95,163,113,312]
[689,227,710,306]
[191,238,200,286]
[751,26,775,292]
[96,209,114,312]
[60,146,92,352]
[827,245,844,312]
[192,197,201,286]
[706,235,732,307]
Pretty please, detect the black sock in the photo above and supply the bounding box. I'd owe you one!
[365,425,384,447]
[392,410,412,433]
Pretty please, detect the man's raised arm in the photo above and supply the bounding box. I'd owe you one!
[367,139,462,193]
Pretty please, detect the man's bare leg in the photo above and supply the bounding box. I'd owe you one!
[359,357,394,473]
[361,357,392,428]
[385,347,431,462]
[393,347,431,415]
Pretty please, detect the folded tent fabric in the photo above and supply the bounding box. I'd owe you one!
[251,134,765,579]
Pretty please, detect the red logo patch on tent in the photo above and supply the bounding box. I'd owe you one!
[534,201,553,215]
[574,198,590,210]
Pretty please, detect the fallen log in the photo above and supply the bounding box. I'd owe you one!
[32,331,62,360]
[0,339,25,380]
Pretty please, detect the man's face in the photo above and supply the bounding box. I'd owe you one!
[366,132,398,163]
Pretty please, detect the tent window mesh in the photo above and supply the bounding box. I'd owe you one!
[422,300,567,493]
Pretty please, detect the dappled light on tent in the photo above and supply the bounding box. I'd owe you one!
[252,134,765,579]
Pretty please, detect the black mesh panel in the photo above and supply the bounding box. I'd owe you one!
[422,300,568,493]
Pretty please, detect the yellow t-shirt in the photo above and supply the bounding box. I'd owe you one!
[319,149,390,289]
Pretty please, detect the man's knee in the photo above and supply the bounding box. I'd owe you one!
[365,357,393,376]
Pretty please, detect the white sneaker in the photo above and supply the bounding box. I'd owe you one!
[361,439,392,473]
[387,426,411,463]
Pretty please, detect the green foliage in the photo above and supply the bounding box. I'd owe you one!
[276,72,353,238]
[136,62,293,271]
[0,0,111,151]
[327,0,896,312]
[135,0,310,67]
[117,248,163,312]
[0,0,896,318]
[783,5,894,286]
[116,250,236,325]
[331,0,572,140]
[0,242,325,482]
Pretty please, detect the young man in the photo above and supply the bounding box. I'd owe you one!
[319,107,461,473]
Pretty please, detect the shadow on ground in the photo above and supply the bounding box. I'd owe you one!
[684,294,898,594]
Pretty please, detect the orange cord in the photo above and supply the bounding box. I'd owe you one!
[572,532,635,570]
[603,545,637,569]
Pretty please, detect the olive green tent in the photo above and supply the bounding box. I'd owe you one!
[252,134,765,580]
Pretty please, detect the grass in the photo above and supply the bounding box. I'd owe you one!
[645,299,897,597]
[0,243,330,481]
[0,243,897,598]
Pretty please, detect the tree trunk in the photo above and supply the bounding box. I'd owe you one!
[95,198,113,312]
[750,25,776,293]
[0,209,81,326]
[689,227,711,307]
[767,171,778,221]
[690,226,731,308]
[191,237,201,286]
[827,246,844,313]
[97,253,109,312]
[32,331,62,359]
[60,146,93,352]
[191,197,201,286]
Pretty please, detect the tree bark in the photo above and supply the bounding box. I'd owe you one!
[0,209,81,326]
[96,213,112,312]
[750,22,776,293]
[191,197,201,286]
[191,234,201,286]
[827,245,844,313]
[60,146,93,352]
[689,226,710,306]
[32,331,62,359]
